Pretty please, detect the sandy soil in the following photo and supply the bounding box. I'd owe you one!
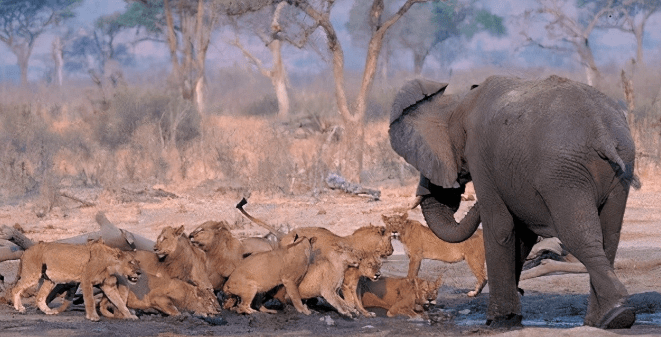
[0,179,660,336]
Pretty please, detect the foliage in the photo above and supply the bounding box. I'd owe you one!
[0,0,82,83]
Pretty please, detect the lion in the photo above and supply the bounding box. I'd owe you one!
[274,240,364,317]
[358,276,443,319]
[11,239,141,321]
[279,225,393,315]
[154,225,214,294]
[96,249,220,318]
[189,220,275,290]
[223,235,316,315]
[382,212,487,297]
[340,253,383,317]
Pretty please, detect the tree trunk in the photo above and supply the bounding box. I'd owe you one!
[12,43,32,86]
[413,51,427,75]
[52,36,64,86]
[575,38,602,89]
[634,24,644,64]
[270,38,290,117]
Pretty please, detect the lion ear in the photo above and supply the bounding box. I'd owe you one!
[381,214,388,222]
[309,237,317,245]
[175,225,185,236]
[402,212,408,220]
[379,227,386,235]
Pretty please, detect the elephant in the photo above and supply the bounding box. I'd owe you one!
[389,75,638,329]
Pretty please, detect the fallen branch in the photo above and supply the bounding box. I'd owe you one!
[60,191,96,207]
[325,173,381,200]
[0,225,34,250]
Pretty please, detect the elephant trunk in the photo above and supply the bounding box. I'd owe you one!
[421,196,480,243]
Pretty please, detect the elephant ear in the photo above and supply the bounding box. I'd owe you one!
[389,79,460,188]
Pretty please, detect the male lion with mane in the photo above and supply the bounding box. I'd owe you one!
[382,212,487,297]
[11,239,140,321]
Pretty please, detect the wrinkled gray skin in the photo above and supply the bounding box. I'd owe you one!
[389,76,638,329]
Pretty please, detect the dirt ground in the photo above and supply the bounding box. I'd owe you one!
[0,178,660,337]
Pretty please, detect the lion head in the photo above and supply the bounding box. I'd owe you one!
[358,254,382,281]
[154,225,185,259]
[90,239,141,283]
[351,225,393,258]
[413,276,443,310]
[381,213,409,240]
[189,221,231,250]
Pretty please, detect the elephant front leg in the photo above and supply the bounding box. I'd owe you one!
[481,199,523,328]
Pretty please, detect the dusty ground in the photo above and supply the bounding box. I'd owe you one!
[0,178,660,337]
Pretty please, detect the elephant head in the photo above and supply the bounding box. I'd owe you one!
[389,79,480,243]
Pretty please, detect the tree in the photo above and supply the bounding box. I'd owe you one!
[347,0,505,75]
[64,13,133,108]
[521,0,614,88]
[0,0,82,85]
[285,0,429,183]
[228,2,321,117]
[599,0,661,64]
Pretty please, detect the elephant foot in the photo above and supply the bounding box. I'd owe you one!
[486,314,523,329]
[595,305,635,329]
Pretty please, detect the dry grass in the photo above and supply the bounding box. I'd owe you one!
[0,66,659,208]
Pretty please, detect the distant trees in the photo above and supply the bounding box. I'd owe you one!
[285,0,430,183]
[600,0,661,64]
[0,0,82,85]
[521,0,614,88]
[228,2,321,117]
[347,0,505,76]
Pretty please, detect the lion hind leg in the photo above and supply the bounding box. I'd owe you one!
[152,297,180,316]
[386,298,419,319]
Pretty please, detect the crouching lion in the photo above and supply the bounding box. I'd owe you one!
[341,253,383,317]
[382,212,487,297]
[98,250,220,318]
[223,235,316,315]
[358,276,443,319]
[11,239,141,321]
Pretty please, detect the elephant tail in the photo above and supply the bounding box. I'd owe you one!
[595,143,641,190]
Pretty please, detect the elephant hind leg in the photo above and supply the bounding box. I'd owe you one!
[550,191,631,329]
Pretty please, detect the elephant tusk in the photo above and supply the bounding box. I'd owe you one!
[409,196,424,210]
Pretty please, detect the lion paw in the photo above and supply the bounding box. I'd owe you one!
[467,290,478,297]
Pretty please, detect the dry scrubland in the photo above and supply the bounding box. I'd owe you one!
[1,66,660,208]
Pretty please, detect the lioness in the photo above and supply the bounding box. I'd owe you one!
[11,239,141,321]
[223,235,316,315]
[382,213,487,297]
[358,276,443,319]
